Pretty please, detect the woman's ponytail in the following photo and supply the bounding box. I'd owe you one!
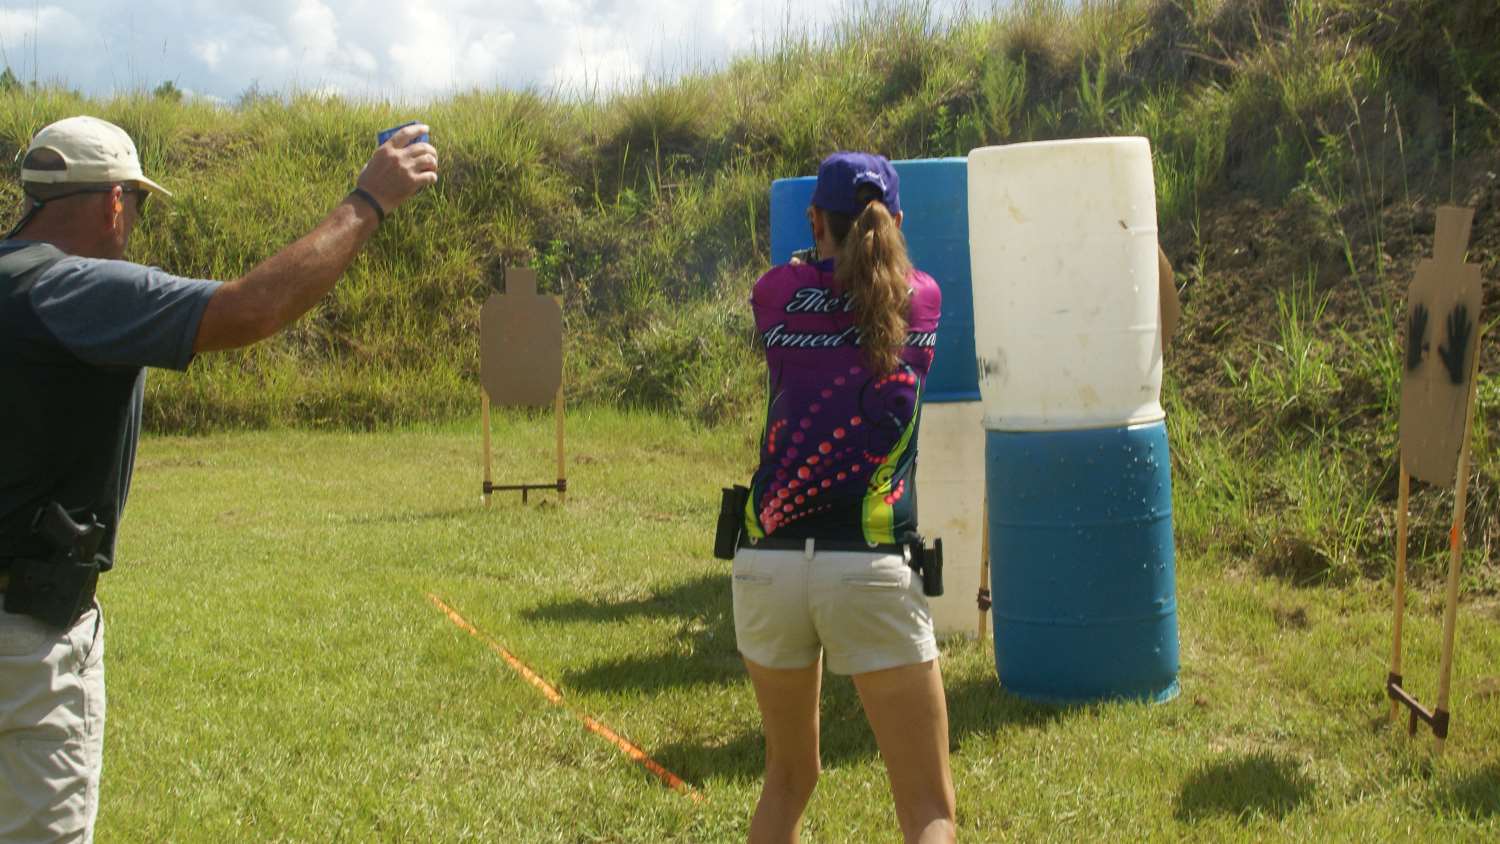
[833,192,913,374]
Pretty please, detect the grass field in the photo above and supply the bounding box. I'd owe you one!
[98,411,1499,842]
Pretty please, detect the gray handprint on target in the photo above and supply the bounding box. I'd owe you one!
[1406,303,1429,372]
[1437,304,1473,386]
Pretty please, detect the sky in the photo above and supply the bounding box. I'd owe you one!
[0,1,987,103]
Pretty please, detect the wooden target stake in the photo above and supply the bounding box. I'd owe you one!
[977,492,992,640]
[1385,206,1484,752]
[554,386,568,506]
[1387,464,1410,722]
[482,393,494,508]
[1434,360,1480,754]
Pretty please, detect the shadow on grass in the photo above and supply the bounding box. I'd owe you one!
[1174,752,1315,824]
[655,673,1072,784]
[525,573,1080,782]
[524,573,743,691]
[337,506,486,526]
[1432,763,1500,819]
[523,572,727,626]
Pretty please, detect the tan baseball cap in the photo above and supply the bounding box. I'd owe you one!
[20,115,171,198]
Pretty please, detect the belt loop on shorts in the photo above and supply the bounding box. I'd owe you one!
[804,538,815,561]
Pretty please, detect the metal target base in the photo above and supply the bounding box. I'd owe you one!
[482,480,568,504]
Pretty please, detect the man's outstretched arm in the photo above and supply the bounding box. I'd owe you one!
[193,123,438,352]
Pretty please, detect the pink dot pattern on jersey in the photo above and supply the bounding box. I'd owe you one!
[748,262,940,536]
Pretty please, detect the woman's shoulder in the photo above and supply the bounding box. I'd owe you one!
[754,261,831,303]
[907,266,939,289]
[907,267,942,310]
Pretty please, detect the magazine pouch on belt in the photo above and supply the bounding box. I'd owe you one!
[714,486,751,560]
[907,536,944,597]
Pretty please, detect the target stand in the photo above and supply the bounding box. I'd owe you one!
[481,389,567,506]
[1386,207,1485,753]
[479,267,568,507]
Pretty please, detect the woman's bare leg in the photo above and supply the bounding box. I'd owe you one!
[852,659,956,844]
[744,656,823,844]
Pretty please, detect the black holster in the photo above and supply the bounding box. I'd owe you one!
[3,503,105,630]
[906,537,944,597]
[714,486,751,560]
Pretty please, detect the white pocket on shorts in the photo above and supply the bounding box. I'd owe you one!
[842,575,903,589]
[840,557,911,590]
[731,552,774,587]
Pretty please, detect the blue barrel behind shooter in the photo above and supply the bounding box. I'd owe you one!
[769,158,978,403]
[986,423,1179,703]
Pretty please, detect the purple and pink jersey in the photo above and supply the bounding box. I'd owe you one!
[744,258,942,544]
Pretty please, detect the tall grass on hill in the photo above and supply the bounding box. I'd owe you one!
[0,1,1495,582]
[0,0,1490,433]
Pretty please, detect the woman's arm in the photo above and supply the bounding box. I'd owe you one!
[1158,246,1180,351]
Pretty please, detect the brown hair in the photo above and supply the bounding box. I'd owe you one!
[824,184,913,374]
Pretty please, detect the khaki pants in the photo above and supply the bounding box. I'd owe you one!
[0,604,105,844]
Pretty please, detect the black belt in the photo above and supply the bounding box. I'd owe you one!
[736,534,945,597]
[738,536,907,555]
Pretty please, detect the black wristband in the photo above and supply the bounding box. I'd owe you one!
[348,187,386,224]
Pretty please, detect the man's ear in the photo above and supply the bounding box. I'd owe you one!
[108,185,125,227]
[85,191,117,232]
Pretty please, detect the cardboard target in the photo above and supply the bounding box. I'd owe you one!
[480,268,563,408]
[1399,207,1484,488]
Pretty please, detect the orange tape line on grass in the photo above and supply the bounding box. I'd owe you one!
[427,593,704,803]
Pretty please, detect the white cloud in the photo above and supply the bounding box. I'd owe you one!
[0,0,976,102]
[0,6,79,42]
[191,39,228,71]
[287,0,339,58]
[546,24,643,95]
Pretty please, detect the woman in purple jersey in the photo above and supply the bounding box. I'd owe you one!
[732,152,955,844]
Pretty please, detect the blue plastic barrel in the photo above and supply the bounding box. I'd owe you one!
[769,176,817,268]
[986,421,1180,704]
[769,158,979,403]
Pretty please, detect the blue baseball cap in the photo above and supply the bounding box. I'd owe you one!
[810,151,901,218]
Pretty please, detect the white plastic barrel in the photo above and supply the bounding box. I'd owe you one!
[968,138,1165,432]
[915,402,986,637]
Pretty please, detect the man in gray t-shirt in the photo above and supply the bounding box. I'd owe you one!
[0,115,438,843]
[0,250,221,564]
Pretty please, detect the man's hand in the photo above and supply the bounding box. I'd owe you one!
[358,123,439,214]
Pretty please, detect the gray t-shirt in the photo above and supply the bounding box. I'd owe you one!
[15,245,221,371]
[1,240,220,559]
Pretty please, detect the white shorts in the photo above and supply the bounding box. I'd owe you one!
[731,542,938,676]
